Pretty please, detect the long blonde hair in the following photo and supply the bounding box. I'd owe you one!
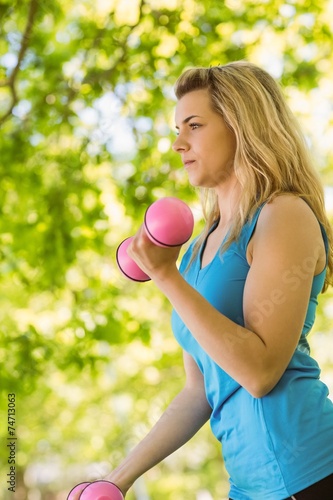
[174,61,333,291]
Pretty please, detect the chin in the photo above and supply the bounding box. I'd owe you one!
[187,173,206,188]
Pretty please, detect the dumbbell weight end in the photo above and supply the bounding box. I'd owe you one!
[116,237,151,282]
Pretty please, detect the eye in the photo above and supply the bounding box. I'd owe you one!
[189,122,201,130]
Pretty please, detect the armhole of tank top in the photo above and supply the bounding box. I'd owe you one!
[319,224,329,267]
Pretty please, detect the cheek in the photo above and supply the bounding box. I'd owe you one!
[214,140,235,165]
[223,135,236,162]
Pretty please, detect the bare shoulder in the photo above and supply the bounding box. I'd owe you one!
[249,194,326,272]
[256,194,323,242]
[259,194,319,229]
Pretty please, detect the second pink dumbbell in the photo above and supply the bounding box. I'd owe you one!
[67,480,124,500]
[116,197,194,282]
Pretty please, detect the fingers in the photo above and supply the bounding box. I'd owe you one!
[126,224,181,281]
[127,225,147,257]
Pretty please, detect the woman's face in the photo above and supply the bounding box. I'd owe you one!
[173,89,237,189]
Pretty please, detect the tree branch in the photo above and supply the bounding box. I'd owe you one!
[0,0,38,126]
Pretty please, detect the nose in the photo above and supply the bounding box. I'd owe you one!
[172,133,189,153]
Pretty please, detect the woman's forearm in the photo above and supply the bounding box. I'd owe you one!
[105,386,211,495]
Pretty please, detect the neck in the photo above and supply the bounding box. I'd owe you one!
[215,174,242,228]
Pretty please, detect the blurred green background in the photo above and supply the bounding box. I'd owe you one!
[0,0,333,498]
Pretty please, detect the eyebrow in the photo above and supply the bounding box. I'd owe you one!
[175,115,202,129]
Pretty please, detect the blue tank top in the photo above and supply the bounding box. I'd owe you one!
[171,204,333,499]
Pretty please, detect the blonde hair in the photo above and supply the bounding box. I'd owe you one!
[174,61,333,291]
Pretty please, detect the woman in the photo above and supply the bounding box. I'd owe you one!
[107,62,333,499]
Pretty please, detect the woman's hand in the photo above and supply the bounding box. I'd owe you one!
[127,225,181,282]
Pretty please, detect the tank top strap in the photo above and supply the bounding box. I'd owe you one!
[237,202,268,252]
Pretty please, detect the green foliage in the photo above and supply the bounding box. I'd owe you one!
[0,0,333,498]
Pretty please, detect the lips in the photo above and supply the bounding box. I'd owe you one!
[183,159,195,168]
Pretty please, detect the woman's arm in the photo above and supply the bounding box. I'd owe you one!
[129,195,326,398]
[105,352,211,495]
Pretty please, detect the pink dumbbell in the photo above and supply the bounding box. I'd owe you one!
[116,197,194,282]
[67,480,124,500]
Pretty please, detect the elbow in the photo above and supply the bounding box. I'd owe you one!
[248,385,273,399]
[245,373,279,399]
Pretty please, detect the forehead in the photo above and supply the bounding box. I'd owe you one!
[175,89,212,123]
